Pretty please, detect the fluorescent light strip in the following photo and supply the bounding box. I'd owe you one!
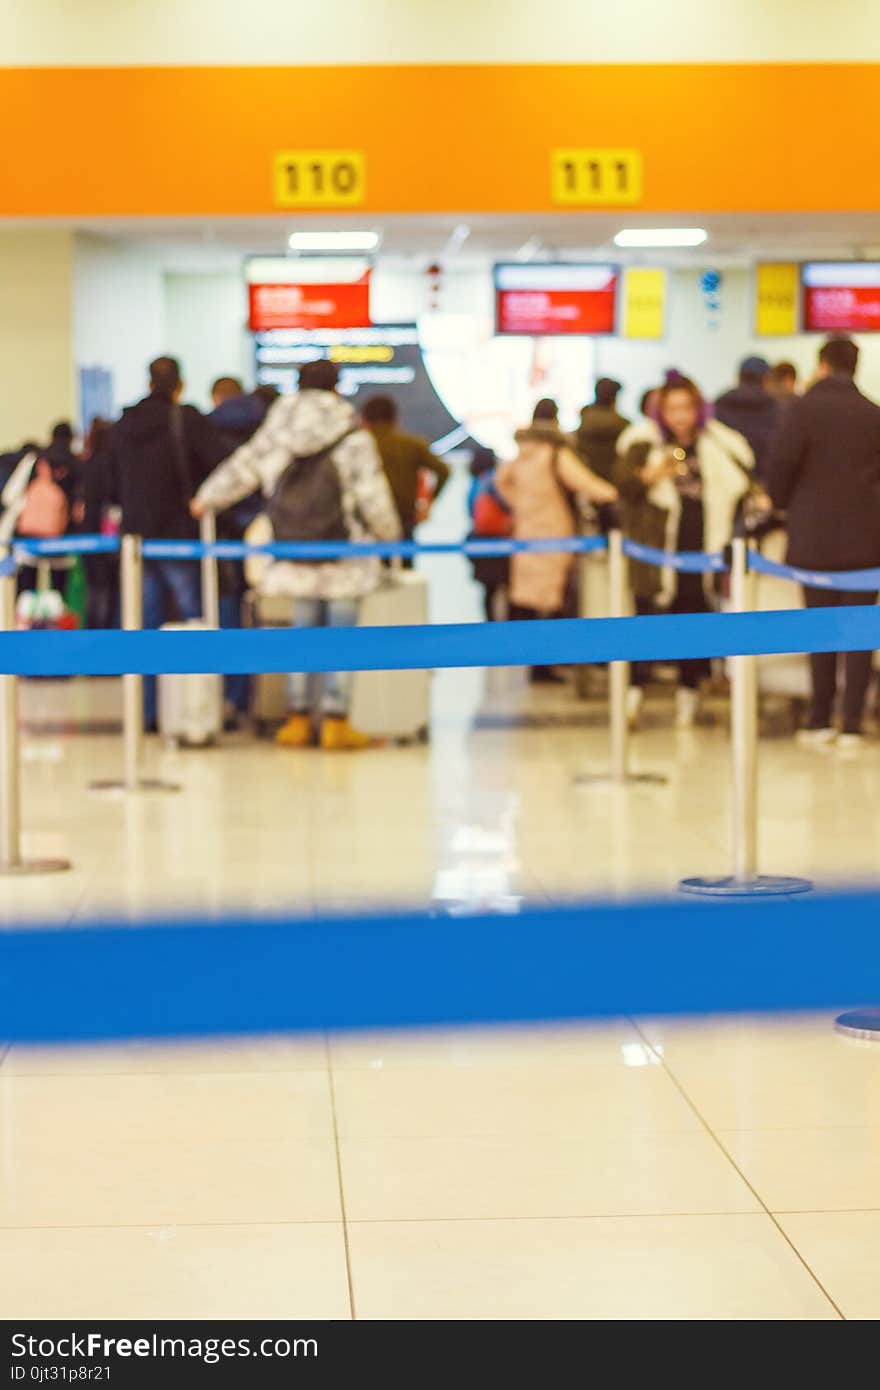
[614,228,708,248]
[288,230,380,252]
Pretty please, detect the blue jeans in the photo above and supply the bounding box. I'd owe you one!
[142,559,202,726]
[288,598,358,717]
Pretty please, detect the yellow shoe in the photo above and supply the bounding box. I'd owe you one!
[320,716,373,751]
[275,713,313,748]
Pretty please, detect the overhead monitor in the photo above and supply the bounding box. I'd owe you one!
[253,325,464,450]
[802,262,880,333]
[245,256,372,331]
[495,263,618,336]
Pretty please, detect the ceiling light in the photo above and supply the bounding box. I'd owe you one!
[445,223,471,254]
[515,236,544,261]
[614,228,708,248]
[288,230,380,252]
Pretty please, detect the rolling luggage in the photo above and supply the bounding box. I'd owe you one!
[349,568,430,743]
[245,574,430,743]
[574,542,613,699]
[244,592,291,735]
[157,620,224,747]
[754,528,811,702]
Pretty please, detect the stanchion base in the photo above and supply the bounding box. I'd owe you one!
[679,874,813,897]
[0,858,71,876]
[89,779,181,794]
[575,772,668,786]
[835,1009,880,1040]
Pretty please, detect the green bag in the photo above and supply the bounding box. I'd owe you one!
[65,556,87,628]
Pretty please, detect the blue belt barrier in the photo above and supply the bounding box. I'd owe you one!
[141,535,609,561]
[2,888,879,1043]
[12,535,120,557]
[747,549,880,592]
[1,606,879,677]
[621,539,727,573]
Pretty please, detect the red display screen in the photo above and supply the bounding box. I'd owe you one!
[802,263,880,333]
[495,263,617,335]
[247,274,372,332]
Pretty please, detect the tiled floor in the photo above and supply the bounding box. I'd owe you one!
[2,552,880,1318]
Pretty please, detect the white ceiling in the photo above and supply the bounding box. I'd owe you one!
[8,211,880,270]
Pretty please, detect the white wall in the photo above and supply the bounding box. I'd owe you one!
[163,273,252,413]
[73,234,166,417]
[2,0,878,63]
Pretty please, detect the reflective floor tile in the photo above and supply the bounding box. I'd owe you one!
[347,1214,837,1320]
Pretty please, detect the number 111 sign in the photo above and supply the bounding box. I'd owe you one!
[551,149,642,205]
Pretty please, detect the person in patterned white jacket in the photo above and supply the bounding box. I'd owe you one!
[192,360,401,750]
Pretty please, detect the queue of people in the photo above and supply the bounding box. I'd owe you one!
[1,337,877,751]
[469,340,879,743]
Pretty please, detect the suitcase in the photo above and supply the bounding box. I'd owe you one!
[754,529,811,702]
[349,570,430,743]
[245,576,431,742]
[157,620,224,747]
[244,592,291,735]
[574,544,613,699]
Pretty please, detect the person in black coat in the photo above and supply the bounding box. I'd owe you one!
[767,336,880,746]
[102,356,228,728]
[715,356,781,483]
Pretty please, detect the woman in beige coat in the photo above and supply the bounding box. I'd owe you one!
[495,401,618,681]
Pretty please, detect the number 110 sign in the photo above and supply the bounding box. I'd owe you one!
[551,149,642,205]
[273,150,366,207]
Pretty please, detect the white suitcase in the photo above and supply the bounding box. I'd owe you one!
[157,621,224,747]
[755,530,811,701]
[349,570,430,742]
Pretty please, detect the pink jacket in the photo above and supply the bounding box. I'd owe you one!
[495,424,616,614]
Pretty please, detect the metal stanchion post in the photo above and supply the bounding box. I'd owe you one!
[608,529,630,783]
[731,536,758,883]
[0,549,70,874]
[90,535,178,793]
[200,513,220,629]
[680,537,810,897]
[575,529,665,787]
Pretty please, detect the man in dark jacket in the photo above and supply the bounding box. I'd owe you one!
[210,377,267,454]
[105,356,227,728]
[361,395,450,540]
[767,336,880,748]
[715,356,781,482]
[575,377,630,481]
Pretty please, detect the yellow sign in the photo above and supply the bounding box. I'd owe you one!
[551,148,642,205]
[273,150,366,207]
[755,263,799,336]
[623,267,667,339]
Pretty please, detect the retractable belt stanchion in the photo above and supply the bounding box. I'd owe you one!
[90,535,179,794]
[576,529,665,787]
[680,536,811,897]
[0,549,70,875]
[199,513,220,629]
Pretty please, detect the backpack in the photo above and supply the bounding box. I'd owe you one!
[267,428,357,543]
[17,458,70,539]
[472,480,512,538]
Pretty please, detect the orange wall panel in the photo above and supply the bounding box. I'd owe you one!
[1,64,879,215]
